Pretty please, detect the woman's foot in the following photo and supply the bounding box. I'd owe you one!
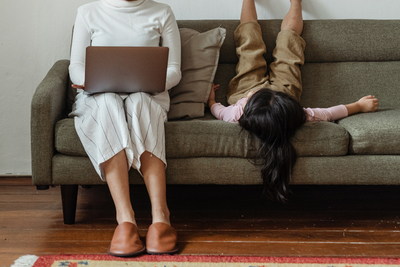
[146,222,179,254]
[151,208,171,225]
[108,222,145,257]
[116,211,137,226]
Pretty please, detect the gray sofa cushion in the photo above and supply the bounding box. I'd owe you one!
[55,116,349,158]
[292,155,400,185]
[338,109,400,155]
[300,62,400,110]
[51,154,400,185]
[178,20,400,64]
[293,122,349,157]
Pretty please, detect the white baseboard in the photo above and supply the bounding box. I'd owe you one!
[0,172,32,177]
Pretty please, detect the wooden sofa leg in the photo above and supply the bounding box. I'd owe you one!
[61,185,78,225]
[36,185,50,190]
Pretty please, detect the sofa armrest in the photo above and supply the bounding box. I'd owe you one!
[31,60,70,185]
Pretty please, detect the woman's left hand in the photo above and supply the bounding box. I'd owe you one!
[72,83,85,90]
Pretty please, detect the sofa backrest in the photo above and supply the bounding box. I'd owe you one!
[177,20,400,109]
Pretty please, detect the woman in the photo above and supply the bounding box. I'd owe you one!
[208,0,379,202]
[69,0,181,257]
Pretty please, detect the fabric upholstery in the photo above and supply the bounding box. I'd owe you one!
[32,20,400,187]
[300,62,400,110]
[292,156,400,185]
[31,60,69,185]
[168,27,227,120]
[55,116,348,158]
[51,154,400,186]
[178,20,400,64]
[338,109,400,155]
[292,122,349,157]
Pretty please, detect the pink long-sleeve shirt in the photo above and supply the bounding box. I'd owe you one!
[211,98,348,123]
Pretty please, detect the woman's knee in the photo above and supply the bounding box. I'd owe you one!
[125,92,151,109]
[91,92,123,107]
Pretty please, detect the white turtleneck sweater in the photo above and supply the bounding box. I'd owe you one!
[69,0,181,111]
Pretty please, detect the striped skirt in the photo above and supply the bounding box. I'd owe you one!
[69,91,167,181]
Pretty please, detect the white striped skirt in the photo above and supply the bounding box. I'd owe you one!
[69,91,167,181]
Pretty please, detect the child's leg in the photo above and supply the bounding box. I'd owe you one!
[269,0,305,101]
[282,0,303,35]
[240,0,258,23]
[226,0,270,105]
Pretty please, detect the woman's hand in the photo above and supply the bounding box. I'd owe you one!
[72,83,85,90]
[208,83,220,108]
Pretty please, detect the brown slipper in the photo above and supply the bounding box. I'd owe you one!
[108,222,145,257]
[146,222,179,254]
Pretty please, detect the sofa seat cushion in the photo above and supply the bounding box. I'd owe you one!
[55,116,349,159]
[338,109,400,155]
[54,118,252,158]
[292,122,349,157]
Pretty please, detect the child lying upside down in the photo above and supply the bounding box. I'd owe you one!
[207,0,379,202]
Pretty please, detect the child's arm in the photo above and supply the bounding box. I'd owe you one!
[345,95,379,115]
[207,84,244,123]
[207,83,220,108]
[305,95,379,122]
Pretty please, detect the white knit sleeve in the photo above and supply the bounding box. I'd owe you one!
[160,7,181,90]
[69,10,91,86]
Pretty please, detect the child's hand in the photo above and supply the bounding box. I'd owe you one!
[208,83,220,107]
[357,95,379,113]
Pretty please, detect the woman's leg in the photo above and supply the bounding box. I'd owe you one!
[105,150,146,257]
[71,91,136,225]
[123,92,177,254]
[123,92,170,226]
[71,91,144,256]
[103,150,136,225]
[140,151,170,225]
[141,153,178,254]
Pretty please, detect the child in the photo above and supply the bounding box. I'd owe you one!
[208,0,379,202]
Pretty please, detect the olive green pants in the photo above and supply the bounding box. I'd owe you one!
[227,21,306,105]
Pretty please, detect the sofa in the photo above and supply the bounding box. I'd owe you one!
[31,20,400,225]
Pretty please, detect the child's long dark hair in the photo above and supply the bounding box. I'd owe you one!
[238,88,307,202]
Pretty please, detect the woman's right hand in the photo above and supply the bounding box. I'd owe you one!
[72,83,85,90]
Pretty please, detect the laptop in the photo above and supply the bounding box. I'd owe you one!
[84,46,169,94]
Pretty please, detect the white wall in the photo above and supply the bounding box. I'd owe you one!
[1,0,400,175]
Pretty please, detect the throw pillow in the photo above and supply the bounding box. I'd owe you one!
[168,27,226,120]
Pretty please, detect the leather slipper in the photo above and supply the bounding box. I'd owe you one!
[108,222,145,257]
[146,222,179,254]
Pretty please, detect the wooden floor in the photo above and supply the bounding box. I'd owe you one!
[2,177,400,267]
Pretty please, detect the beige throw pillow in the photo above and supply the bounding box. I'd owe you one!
[168,27,226,120]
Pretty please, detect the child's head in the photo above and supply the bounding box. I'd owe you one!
[238,88,306,202]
